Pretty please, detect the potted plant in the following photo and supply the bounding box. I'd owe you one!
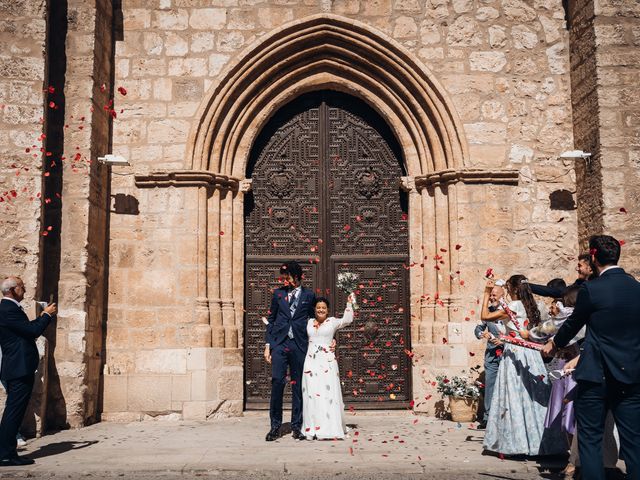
[435,372,481,422]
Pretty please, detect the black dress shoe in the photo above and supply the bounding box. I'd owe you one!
[0,455,35,466]
[265,428,280,441]
[476,421,487,430]
[292,429,306,440]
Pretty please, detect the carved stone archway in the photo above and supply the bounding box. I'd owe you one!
[135,14,518,410]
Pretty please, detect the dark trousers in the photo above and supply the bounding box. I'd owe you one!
[575,377,640,480]
[0,374,34,459]
[482,354,500,422]
[269,337,305,431]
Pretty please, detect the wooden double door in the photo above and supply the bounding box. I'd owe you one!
[244,91,411,408]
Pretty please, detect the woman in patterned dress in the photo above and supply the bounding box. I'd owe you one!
[480,275,566,456]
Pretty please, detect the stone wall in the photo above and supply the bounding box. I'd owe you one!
[0,0,48,435]
[0,1,46,314]
[43,0,114,429]
[104,0,578,419]
[567,0,640,276]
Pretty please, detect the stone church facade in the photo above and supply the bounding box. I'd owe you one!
[0,0,638,432]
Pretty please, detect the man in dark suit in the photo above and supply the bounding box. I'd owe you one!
[0,277,56,466]
[542,235,640,480]
[263,261,315,441]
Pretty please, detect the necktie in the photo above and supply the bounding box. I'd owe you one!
[289,291,298,315]
[288,291,298,339]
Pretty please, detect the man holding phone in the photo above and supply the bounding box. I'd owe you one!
[0,277,56,466]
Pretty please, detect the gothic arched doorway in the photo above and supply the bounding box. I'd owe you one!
[244,91,412,409]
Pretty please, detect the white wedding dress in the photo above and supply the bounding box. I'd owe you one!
[301,305,353,440]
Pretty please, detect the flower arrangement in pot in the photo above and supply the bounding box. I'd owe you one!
[435,370,482,422]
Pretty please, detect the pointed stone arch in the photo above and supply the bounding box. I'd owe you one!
[135,14,518,415]
[186,14,469,178]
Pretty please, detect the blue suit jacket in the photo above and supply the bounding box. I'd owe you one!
[0,299,52,381]
[554,267,640,384]
[265,286,316,352]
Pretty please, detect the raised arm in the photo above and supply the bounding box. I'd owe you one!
[529,283,563,298]
[0,309,52,339]
[333,304,354,330]
[480,281,509,322]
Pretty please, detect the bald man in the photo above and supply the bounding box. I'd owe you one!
[0,277,56,466]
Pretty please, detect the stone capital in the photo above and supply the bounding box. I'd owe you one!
[238,178,253,193]
[400,176,417,192]
[134,170,239,191]
[414,168,519,190]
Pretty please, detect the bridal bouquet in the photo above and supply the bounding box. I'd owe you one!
[337,271,359,310]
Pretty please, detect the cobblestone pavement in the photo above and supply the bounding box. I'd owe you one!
[0,412,569,479]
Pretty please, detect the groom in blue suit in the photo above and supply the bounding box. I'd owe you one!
[543,235,640,480]
[264,261,315,441]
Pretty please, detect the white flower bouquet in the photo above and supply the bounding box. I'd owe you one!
[435,374,481,399]
[336,271,359,310]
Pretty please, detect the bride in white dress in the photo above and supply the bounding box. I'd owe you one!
[301,295,354,440]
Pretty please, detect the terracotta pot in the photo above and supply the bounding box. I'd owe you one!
[448,396,478,422]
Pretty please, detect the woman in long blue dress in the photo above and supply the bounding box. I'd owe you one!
[480,274,566,456]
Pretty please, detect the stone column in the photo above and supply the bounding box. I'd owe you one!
[447,182,461,300]
[49,0,114,428]
[433,184,451,324]
[0,0,48,435]
[219,190,237,349]
[194,186,212,346]
[207,188,224,347]
[402,176,423,345]
[231,191,245,347]
[420,187,437,335]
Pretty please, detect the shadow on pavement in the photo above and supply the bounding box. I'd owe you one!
[26,440,98,459]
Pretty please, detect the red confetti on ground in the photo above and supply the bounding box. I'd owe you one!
[442,337,448,344]
[117,86,127,96]
[469,352,475,356]
[219,231,224,236]
[620,207,627,213]
[455,244,462,250]
[619,240,626,246]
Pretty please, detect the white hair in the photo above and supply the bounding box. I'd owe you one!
[1,277,19,295]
